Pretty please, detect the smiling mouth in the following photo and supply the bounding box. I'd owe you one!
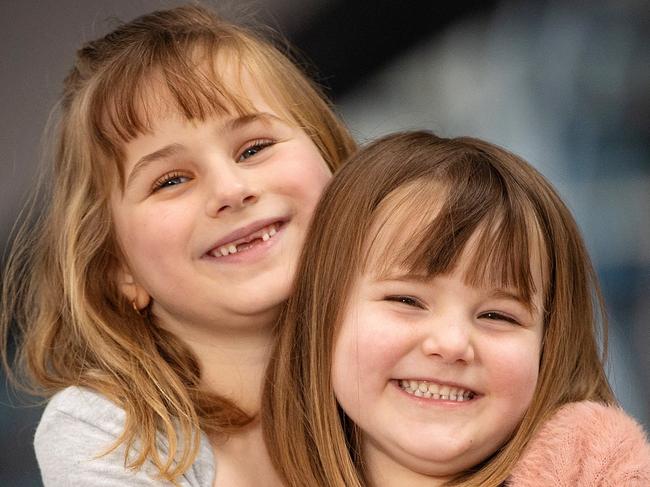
[398,379,476,402]
[208,222,282,257]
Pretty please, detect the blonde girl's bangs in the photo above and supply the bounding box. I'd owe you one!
[85,31,348,188]
[65,4,355,190]
[85,41,262,173]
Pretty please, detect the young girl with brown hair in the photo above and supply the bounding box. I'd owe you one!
[264,131,650,486]
[1,4,355,486]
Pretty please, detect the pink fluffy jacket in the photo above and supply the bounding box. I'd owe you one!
[508,401,650,486]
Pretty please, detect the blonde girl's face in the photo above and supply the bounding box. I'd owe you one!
[331,230,545,485]
[109,71,331,334]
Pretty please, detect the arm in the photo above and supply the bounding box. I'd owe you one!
[508,401,650,486]
[34,387,214,487]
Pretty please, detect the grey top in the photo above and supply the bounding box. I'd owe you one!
[34,386,215,486]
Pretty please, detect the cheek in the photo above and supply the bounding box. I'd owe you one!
[282,152,331,203]
[122,217,164,254]
[114,206,190,271]
[332,312,407,402]
[488,337,541,404]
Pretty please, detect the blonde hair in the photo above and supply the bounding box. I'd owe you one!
[1,4,355,483]
[264,131,614,486]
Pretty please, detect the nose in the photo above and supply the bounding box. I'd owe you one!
[420,315,475,364]
[205,164,258,217]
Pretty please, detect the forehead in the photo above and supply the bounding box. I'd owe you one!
[132,55,292,129]
[104,51,296,183]
[362,182,548,306]
[362,181,444,276]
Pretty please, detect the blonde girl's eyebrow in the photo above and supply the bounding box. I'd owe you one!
[224,111,287,132]
[124,113,286,190]
[126,143,185,190]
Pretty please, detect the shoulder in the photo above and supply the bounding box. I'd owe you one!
[508,401,650,486]
[36,386,126,441]
[35,386,215,486]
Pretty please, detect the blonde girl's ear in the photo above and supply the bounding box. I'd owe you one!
[117,266,151,312]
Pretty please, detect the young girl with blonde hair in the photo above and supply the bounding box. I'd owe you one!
[1,4,355,486]
[264,131,650,486]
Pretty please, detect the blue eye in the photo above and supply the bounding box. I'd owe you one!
[238,139,275,161]
[385,295,424,308]
[152,171,191,192]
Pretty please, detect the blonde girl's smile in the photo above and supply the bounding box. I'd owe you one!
[204,220,284,259]
[111,73,332,332]
[3,6,358,486]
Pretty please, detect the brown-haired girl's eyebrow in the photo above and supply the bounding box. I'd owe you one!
[373,270,431,283]
[126,143,185,190]
[488,289,539,315]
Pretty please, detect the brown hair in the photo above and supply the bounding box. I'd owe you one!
[264,131,614,486]
[1,4,355,483]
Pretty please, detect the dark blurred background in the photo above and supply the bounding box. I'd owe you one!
[1,0,648,484]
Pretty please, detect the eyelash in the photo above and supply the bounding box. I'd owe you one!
[384,296,522,325]
[238,139,276,161]
[479,311,520,325]
[148,138,275,193]
[151,171,191,192]
[385,295,425,309]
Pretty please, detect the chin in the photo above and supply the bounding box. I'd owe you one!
[392,440,480,477]
[228,293,286,321]
[403,457,471,480]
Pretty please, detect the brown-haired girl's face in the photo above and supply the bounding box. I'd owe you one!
[109,68,331,333]
[331,221,545,484]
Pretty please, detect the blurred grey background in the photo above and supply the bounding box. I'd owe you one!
[1,0,648,484]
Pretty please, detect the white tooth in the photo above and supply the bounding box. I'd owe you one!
[427,383,440,395]
[457,395,464,402]
[262,232,270,241]
[423,391,432,398]
[449,393,457,401]
[440,395,449,400]
[219,247,229,256]
[418,382,428,393]
[228,244,237,254]
[269,227,277,236]
[440,385,450,397]
[432,393,440,400]
[409,380,418,390]
[414,390,423,397]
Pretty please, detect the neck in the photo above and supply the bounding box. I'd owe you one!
[195,325,274,413]
[155,306,278,414]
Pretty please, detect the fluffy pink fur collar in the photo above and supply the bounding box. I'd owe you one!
[508,401,650,486]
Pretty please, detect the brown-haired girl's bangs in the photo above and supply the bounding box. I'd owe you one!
[364,147,544,308]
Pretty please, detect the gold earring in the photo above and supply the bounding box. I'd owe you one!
[132,300,144,316]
